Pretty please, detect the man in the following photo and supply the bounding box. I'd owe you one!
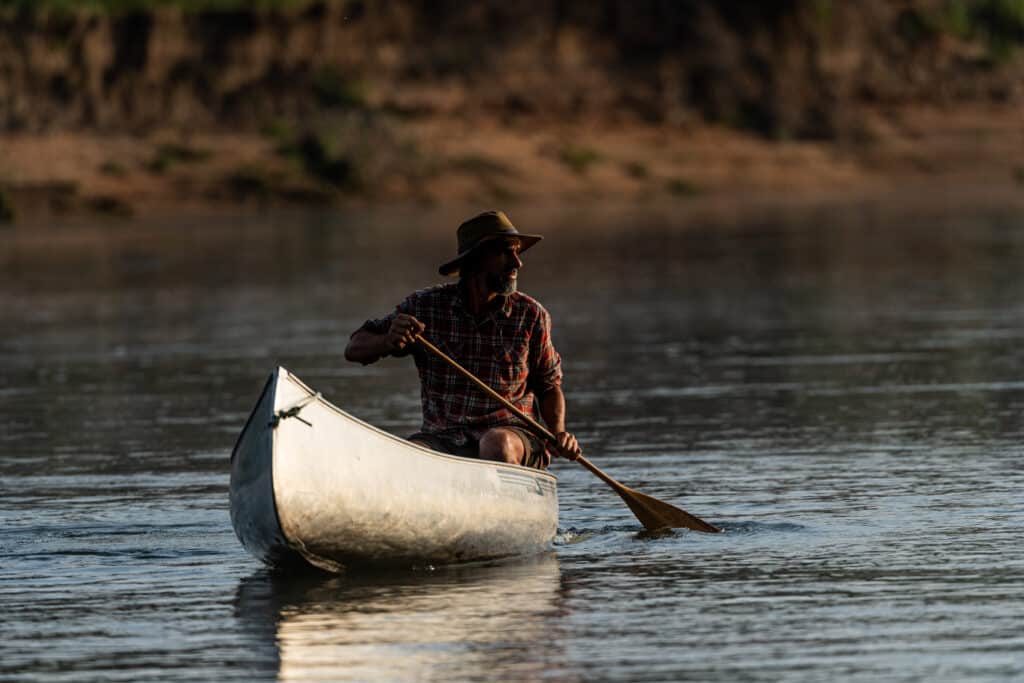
[345,210,582,469]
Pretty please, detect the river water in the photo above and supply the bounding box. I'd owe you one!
[2,200,1022,682]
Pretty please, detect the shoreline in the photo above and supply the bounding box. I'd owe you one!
[2,104,1023,226]
[4,166,1023,240]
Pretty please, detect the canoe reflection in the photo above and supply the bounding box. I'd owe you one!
[234,553,570,682]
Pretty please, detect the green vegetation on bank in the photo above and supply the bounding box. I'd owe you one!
[903,0,1024,62]
[622,161,649,180]
[294,133,360,190]
[265,123,367,192]
[666,178,701,197]
[99,161,128,177]
[0,187,15,224]
[312,67,367,110]
[86,194,133,216]
[145,143,212,174]
[557,144,601,175]
[0,0,310,13]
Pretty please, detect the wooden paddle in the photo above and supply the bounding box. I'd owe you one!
[416,335,722,533]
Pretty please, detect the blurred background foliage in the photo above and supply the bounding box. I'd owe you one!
[0,0,308,11]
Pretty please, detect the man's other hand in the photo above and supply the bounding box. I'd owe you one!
[552,431,582,461]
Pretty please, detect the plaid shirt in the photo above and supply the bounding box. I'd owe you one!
[360,283,563,446]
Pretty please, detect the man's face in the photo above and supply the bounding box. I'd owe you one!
[477,238,523,295]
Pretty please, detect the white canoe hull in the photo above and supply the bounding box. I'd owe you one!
[230,367,559,571]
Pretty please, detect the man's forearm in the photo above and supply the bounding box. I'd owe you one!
[538,385,583,461]
[344,330,392,365]
[346,314,424,365]
[538,387,567,434]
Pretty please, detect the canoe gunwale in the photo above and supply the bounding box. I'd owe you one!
[278,368,559,484]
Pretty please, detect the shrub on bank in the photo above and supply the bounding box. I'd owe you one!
[558,145,601,175]
[312,66,367,110]
[0,187,14,223]
[666,178,701,197]
[145,143,212,174]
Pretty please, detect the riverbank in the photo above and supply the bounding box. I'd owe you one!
[3,1,1023,222]
[1,101,1022,222]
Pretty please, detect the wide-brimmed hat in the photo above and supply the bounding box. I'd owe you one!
[438,210,543,276]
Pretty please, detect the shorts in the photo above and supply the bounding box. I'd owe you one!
[408,427,548,470]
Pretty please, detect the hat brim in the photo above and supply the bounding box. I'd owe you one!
[438,233,542,277]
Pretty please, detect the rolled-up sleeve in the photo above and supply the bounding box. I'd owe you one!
[351,295,416,357]
[355,314,393,337]
[527,306,562,395]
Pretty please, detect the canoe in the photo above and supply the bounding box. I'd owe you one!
[229,367,559,572]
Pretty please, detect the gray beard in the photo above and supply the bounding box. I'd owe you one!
[487,272,517,296]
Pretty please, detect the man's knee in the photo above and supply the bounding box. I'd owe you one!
[478,428,524,464]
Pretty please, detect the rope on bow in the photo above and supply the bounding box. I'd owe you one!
[269,392,321,429]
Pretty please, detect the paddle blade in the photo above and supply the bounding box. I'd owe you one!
[617,486,722,533]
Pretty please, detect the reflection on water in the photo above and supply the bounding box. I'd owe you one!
[2,200,1023,682]
[234,555,566,683]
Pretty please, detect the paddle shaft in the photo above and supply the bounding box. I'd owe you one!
[415,336,554,436]
[415,334,721,533]
[416,335,611,472]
